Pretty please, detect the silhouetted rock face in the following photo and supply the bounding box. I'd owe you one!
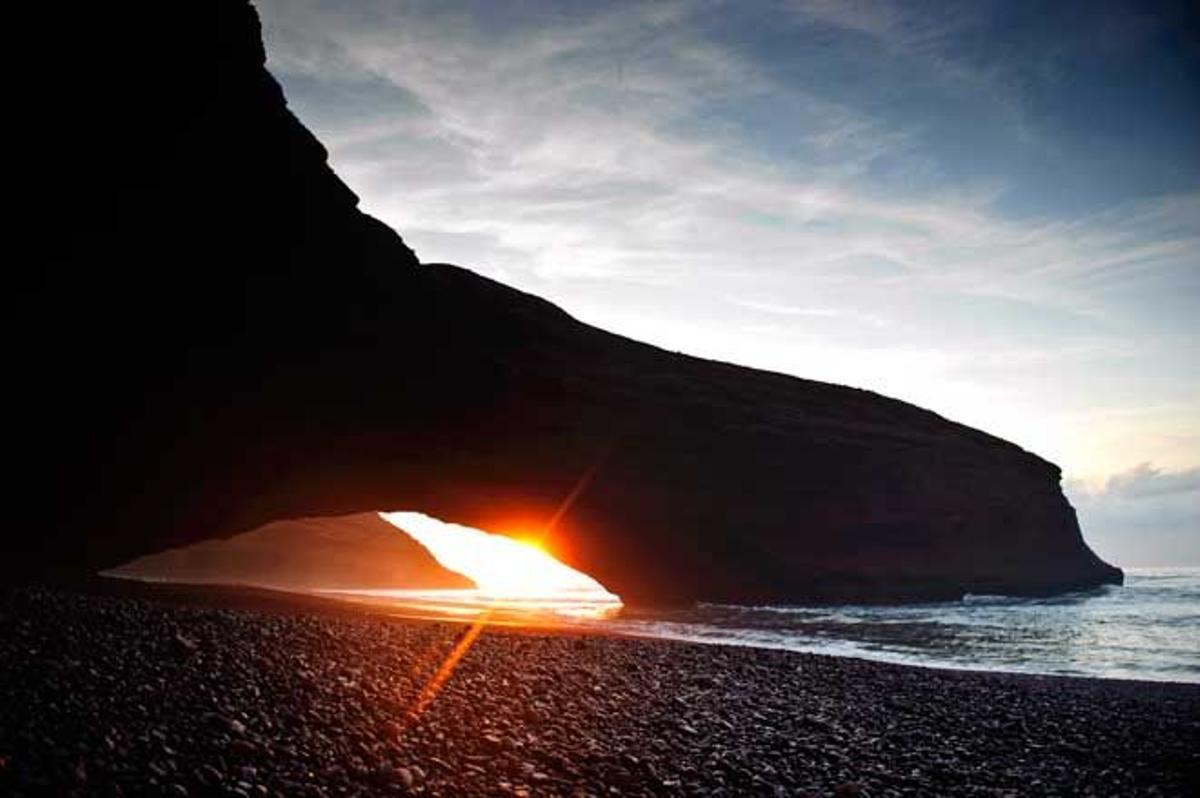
[108,513,473,591]
[4,0,1120,604]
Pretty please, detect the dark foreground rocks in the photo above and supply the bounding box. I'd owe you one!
[2,588,1197,797]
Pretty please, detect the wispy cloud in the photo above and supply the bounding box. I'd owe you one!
[1069,464,1200,502]
[1065,464,1200,567]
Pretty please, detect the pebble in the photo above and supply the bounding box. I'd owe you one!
[0,587,1196,797]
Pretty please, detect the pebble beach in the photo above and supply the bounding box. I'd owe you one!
[1,584,1197,796]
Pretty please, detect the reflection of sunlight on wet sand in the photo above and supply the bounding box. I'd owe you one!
[327,587,623,623]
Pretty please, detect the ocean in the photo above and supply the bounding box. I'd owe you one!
[336,567,1200,684]
[605,567,1200,684]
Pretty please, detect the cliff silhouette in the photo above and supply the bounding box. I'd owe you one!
[4,1,1121,604]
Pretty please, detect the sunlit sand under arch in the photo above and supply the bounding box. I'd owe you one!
[368,511,623,727]
[351,511,623,622]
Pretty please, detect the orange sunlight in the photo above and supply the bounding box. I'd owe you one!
[378,511,620,728]
[380,511,620,603]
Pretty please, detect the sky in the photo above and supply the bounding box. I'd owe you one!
[254,0,1199,567]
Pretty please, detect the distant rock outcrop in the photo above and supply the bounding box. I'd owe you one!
[109,513,473,591]
[4,1,1120,604]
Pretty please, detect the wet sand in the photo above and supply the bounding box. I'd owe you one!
[1,582,1197,796]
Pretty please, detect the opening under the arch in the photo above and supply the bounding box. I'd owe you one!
[378,511,622,619]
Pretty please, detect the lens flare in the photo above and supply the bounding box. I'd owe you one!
[382,510,620,728]
[403,618,488,727]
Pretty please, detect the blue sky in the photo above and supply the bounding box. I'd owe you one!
[255,0,1199,566]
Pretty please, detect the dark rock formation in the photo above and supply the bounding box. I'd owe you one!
[4,1,1120,604]
[108,513,473,591]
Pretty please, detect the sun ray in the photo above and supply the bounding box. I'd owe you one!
[538,444,613,543]
[402,615,490,729]
[389,454,621,725]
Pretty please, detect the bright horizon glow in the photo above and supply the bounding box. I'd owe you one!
[380,511,621,602]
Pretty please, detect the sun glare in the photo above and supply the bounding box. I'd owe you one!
[380,511,619,602]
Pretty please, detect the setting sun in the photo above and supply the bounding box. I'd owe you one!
[380,511,618,602]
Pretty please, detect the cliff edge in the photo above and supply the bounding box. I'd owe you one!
[3,1,1121,604]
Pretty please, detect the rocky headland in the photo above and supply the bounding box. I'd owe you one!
[4,0,1120,604]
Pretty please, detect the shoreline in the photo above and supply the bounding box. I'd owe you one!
[95,575,1199,687]
[88,576,630,638]
[3,581,1198,795]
